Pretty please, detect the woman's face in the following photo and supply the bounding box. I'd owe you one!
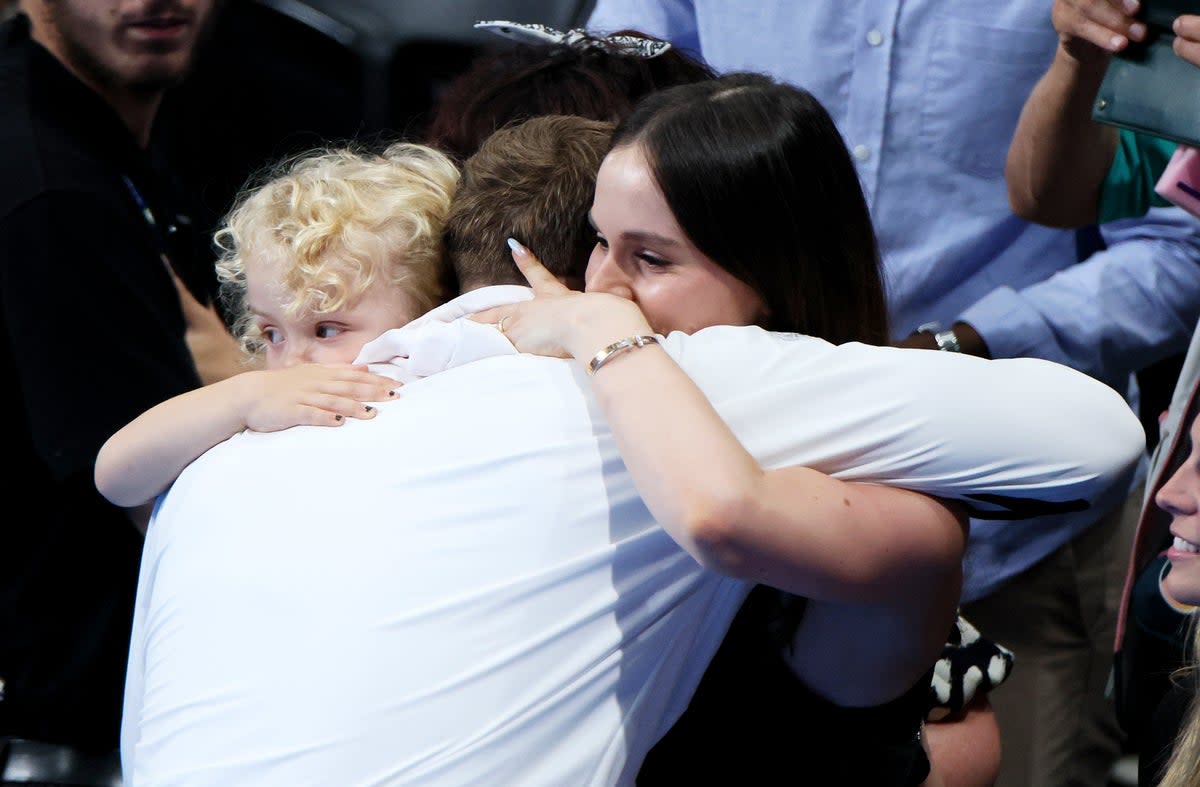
[583,144,767,335]
[1157,415,1200,606]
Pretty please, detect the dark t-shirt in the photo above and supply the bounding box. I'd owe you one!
[0,15,211,752]
[638,586,931,786]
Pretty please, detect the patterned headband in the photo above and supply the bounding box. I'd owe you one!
[474,20,673,59]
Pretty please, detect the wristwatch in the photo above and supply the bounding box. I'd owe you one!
[916,322,962,353]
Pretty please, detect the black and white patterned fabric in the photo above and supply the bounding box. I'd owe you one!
[927,612,1015,721]
[474,20,673,59]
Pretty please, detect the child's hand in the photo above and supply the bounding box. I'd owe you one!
[237,364,398,432]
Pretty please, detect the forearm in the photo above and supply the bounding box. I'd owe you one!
[1006,45,1118,227]
[586,343,965,600]
[95,374,252,507]
[962,222,1200,384]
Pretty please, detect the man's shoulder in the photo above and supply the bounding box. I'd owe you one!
[0,49,43,215]
[0,54,121,221]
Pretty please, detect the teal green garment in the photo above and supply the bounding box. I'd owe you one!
[1097,129,1177,222]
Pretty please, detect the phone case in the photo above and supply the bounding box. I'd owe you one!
[1092,2,1200,147]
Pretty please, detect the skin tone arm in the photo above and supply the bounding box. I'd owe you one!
[1006,0,1146,227]
[921,696,1002,787]
[475,243,967,606]
[95,364,397,515]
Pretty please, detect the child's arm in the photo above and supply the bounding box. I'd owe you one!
[96,364,397,508]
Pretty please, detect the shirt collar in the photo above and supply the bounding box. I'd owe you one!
[354,286,534,382]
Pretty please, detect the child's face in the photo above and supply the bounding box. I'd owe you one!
[1159,415,1200,606]
[246,262,416,369]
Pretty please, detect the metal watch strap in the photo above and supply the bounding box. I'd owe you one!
[932,328,961,353]
[916,322,962,353]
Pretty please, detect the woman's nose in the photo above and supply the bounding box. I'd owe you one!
[1158,468,1199,517]
[584,252,632,299]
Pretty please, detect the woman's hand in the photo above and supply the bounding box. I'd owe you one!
[471,239,655,364]
[235,364,398,432]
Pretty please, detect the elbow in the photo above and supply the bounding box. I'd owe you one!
[94,446,140,508]
[851,497,968,603]
[1005,164,1040,222]
[1004,146,1045,222]
[1005,156,1097,228]
[1095,407,1148,489]
[1007,182,1089,229]
[675,493,761,577]
[93,453,121,505]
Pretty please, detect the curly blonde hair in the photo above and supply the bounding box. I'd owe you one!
[215,142,460,356]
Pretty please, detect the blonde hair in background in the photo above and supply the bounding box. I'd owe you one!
[1157,616,1200,787]
[215,142,460,356]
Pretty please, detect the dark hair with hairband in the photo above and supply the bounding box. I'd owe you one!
[423,21,714,161]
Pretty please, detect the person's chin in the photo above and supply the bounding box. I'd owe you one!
[1162,561,1200,608]
[123,58,193,92]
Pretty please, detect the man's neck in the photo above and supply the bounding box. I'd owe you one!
[29,26,162,148]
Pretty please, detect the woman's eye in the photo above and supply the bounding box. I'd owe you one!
[637,252,669,268]
[316,324,344,339]
[260,326,282,345]
[594,234,610,249]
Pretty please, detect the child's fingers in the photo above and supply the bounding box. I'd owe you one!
[303,395,383,425]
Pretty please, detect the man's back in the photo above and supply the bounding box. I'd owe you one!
[120,297,1145,785]
[123,354,742,786]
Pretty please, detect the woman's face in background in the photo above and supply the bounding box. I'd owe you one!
[583,143,767,335]
[1158,415,1200,606]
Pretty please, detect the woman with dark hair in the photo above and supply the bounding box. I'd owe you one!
[423,24,715,161]
[476,72,972,786]
[606,72,887,343]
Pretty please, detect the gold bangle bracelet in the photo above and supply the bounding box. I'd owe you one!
[586,335,659,376]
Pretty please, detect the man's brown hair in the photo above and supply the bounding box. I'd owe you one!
[445,115,614,292]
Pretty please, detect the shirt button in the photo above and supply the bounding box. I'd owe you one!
[852,144,871,162]
[866,29,884,46]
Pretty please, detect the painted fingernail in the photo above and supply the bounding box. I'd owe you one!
[365,405,374,412]
[507,237,527,256]
[1129,23,1146,40]
[388,389,397,397]
[1111,34,1127,49]
[1124,0,1139,13]
[335,414,344,422]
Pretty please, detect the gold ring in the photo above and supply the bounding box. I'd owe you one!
[496,316,509,334]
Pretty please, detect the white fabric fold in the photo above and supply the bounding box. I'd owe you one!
[353,285,533,382]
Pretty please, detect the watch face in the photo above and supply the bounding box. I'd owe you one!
[933,329,962,353]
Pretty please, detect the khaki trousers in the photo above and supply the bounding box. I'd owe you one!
[961,486,1141,787]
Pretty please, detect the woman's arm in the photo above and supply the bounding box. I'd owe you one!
[478,243,966,603]
[584,339,966,601]
[95,364,397,510]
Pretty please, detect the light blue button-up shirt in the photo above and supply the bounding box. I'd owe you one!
[588,0,1200,600]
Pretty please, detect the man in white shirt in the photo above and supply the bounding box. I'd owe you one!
[119,117,1145,787]
[120,293,1142,787]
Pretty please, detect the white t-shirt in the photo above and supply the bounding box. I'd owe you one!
[121,287,1143,787]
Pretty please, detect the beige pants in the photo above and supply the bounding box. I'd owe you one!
[961,486,1141,787]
